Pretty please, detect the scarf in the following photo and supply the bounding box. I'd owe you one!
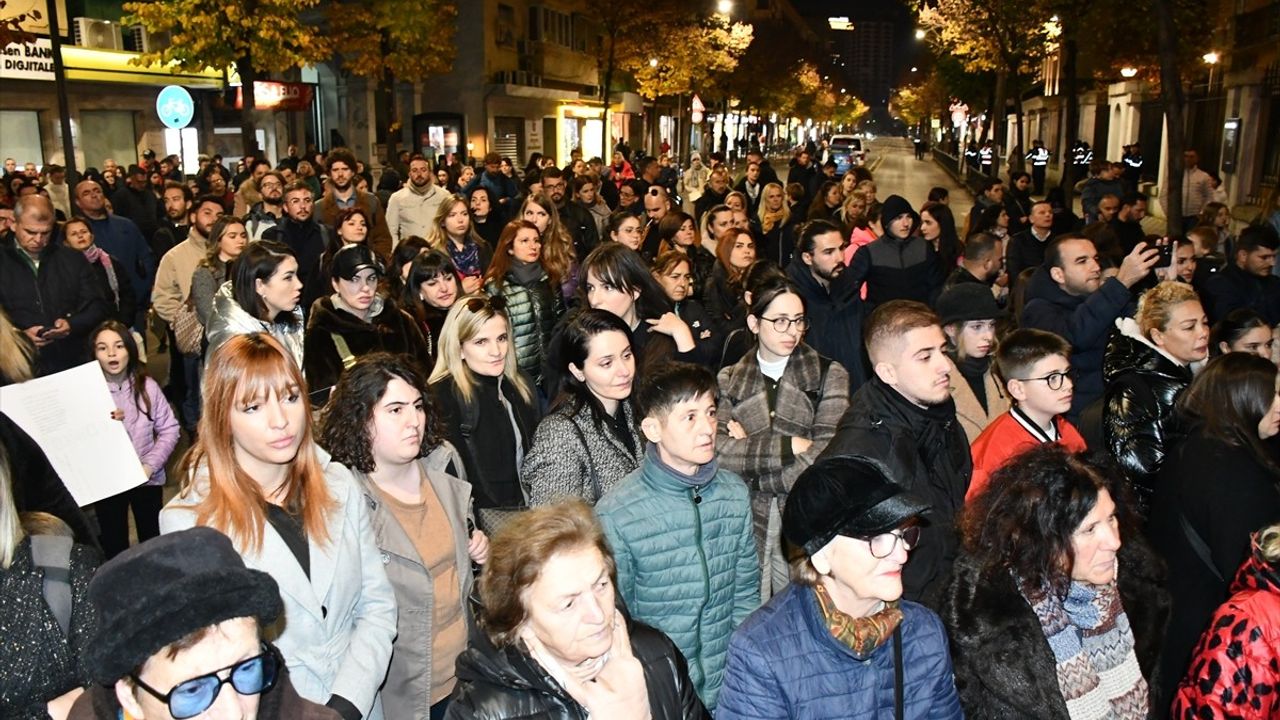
[761,208,786,233]
[813,583,903,659]
[507,257,545,286]
[83,245,121,304]
[1023,578,1148,720]
[645,442,717,489]
[449,238,482,277]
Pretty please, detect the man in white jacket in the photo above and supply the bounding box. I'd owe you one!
[385,155,446,247]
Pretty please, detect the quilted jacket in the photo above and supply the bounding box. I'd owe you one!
[717,584,963,719]
[524,399,642,506]
[595,455,760,710]
[485,271,562,386]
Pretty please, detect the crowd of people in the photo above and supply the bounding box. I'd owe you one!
[2,138,1280,720]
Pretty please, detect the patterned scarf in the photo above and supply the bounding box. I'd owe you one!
[812,583,903,659]
[448,238,482,278]
[1023,578,1147,720]
[83,245,120,305]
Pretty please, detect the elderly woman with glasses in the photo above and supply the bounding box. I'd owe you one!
[715,278,851,601]
[717,455,962,719]
[428,294,541,531]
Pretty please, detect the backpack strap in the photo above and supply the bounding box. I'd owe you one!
[803,355,833,407]
[30,534,74,637]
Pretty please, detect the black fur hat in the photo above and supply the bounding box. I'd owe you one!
[84,526,282,683]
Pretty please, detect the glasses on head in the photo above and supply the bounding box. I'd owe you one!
[863,526,922,559]
[464,294,508,313]
[1012,369,1075,391]
[758,315,809,333]
[131,644,280,720]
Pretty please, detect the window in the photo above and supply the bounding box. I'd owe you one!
[0,111,42,168]
[529,6,574,48]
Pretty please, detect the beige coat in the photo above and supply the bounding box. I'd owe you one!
[948,359,1010,444]
[151,231,207,322]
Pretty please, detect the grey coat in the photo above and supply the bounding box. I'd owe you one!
[524,399,642,506]
[715,344,850,559]
[353,443,476,720]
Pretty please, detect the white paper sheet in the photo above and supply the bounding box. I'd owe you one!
[0,361,148,506]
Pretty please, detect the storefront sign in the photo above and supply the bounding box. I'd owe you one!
[234,81,314,111]
[1,38,54,82]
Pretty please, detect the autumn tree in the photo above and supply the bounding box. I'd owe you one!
[326,0,456,164]
[124,0,332,156]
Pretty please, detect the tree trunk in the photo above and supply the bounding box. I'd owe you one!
[238,53,261,157]
[993,68,1008,167]
[1155,0,1185,233]
[381,34,399,165]
[1060,27,1080,206]
[1013,77,1027,172]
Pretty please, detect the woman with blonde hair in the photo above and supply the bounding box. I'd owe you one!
[0,306,35,386]
[428,194,493,295]
[159,332,397,718]
[519,192,577,301]
[428,295,540,526]
[758,182,797,267]
[1102,280,1209,516]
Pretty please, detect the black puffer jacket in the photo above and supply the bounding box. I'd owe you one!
[302,295,431,398]
[942,540,1169,720]
[1102,324,1193,518]
[447,616,709,720]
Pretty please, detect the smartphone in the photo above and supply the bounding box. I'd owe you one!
[1152,237,1174,269]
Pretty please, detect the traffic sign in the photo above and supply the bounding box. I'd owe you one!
[156,85,195,129]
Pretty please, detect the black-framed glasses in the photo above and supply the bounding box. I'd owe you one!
[863,526,922,559]
[759,315,809,333]
[1012,369,1075,391]
[464,294,508,313]
[131,644,280,719]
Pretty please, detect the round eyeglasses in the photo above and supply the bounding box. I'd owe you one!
[1012,369,1075,391]
[864,526,922,559]
[758,315,810,333]
[131,644,280,719]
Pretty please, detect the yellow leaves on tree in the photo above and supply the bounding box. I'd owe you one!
[326,0,456,84]
[616,10,753,100]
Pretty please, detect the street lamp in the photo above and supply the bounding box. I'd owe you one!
[717,0,733,14]
[911,67,918,72]
[649,58,659,68]
[1202,51,1219,64]
[915,28,926,40]
[1120,67,1138,78]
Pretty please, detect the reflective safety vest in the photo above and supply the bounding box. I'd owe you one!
[979,147,994,164]
[1072,145,1092,165]
[1124,154,1143,169]
[1027,147,1050,166]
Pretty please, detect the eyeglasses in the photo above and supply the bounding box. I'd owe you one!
[863,526,922,559]
[464,294,508,313]
[1012,369,1075,391]
[131,644,280,719]
[758,315,809,333]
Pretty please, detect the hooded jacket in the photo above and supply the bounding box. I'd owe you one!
[1102,318,1193,516]
[1020,266,1134,418]
[786,257,867,388]
[847,195,944,308]
[821,377,972,609]
[204,280,305,370]
[303,294,431,398]
[941,542,1169,719]
[446,615,708,720]
[1171,547,1280,719]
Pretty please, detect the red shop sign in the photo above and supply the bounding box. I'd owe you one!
[235,81,314,111]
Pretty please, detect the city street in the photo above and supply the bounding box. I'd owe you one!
[863,137,972,209]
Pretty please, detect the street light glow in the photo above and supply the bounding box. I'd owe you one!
[915,28,926,39]
[649,58,658,68]
[1120,67,1138,78]
[911,66,918,72]
[717,0,733,14]
[1202,51,1219,64]
[829,16,853,31]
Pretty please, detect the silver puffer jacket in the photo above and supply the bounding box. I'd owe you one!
[205,280,306,370]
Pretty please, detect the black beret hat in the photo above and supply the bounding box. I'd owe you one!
[936,283,1005,326]
[84,527,282,684]
[782,454,931,557]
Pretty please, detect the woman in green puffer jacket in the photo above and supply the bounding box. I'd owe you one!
[483,220,565,388]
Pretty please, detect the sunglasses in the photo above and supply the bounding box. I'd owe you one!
[465,294,508,313]
[131,644,280,719]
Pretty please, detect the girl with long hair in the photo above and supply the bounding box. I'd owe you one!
[0,306,36,386]
[524,310,643,506]
[427,195,493,296]
[1211,308,1275,359]
[468,185,505,247]
[399,249,461,368]
[190,215,249,325]
[1149,352,1280,705]
[705,227,757,333]
[428,295,540,520]
[757,182,796,267]
[520,192,577,301]
[483,220,564,387]
[205,240,305,369]
[920,202,962,275]
[92,320,179,558]
[159,333,397,718]
[657,210,716,297]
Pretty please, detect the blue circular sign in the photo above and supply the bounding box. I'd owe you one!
[156,85,195,129]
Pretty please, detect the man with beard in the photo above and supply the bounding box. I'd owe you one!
[944,232,1004,293]
[463,152,520,212]
[786,219,865,387]
[385,154,446,247]
[76,179,155,331]
[246,170,286,240]
[152,194,224,428]
[1021,236,1157,419]
[820,300,971,610]
[541,166,598,259]
[315,148,393,258]
[268,180,330,316]
[150,181,192,258]
[640,185,673,258]
[109,164,162,244]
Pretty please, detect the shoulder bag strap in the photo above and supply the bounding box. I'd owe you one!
[893,625,904,720]
[330,332,357,370]
[1179,511,1226,583]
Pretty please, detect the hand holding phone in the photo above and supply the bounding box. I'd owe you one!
[1152,236,1174,269]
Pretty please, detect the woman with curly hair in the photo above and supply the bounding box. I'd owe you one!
[318,353,489,719]
[942,445,1168,720]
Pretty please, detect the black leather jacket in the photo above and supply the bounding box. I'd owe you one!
[1102,328,1193,517]
[447,616,708,720]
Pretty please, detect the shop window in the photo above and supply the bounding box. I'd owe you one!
[0,111,42,167]
[80,110,138,169]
